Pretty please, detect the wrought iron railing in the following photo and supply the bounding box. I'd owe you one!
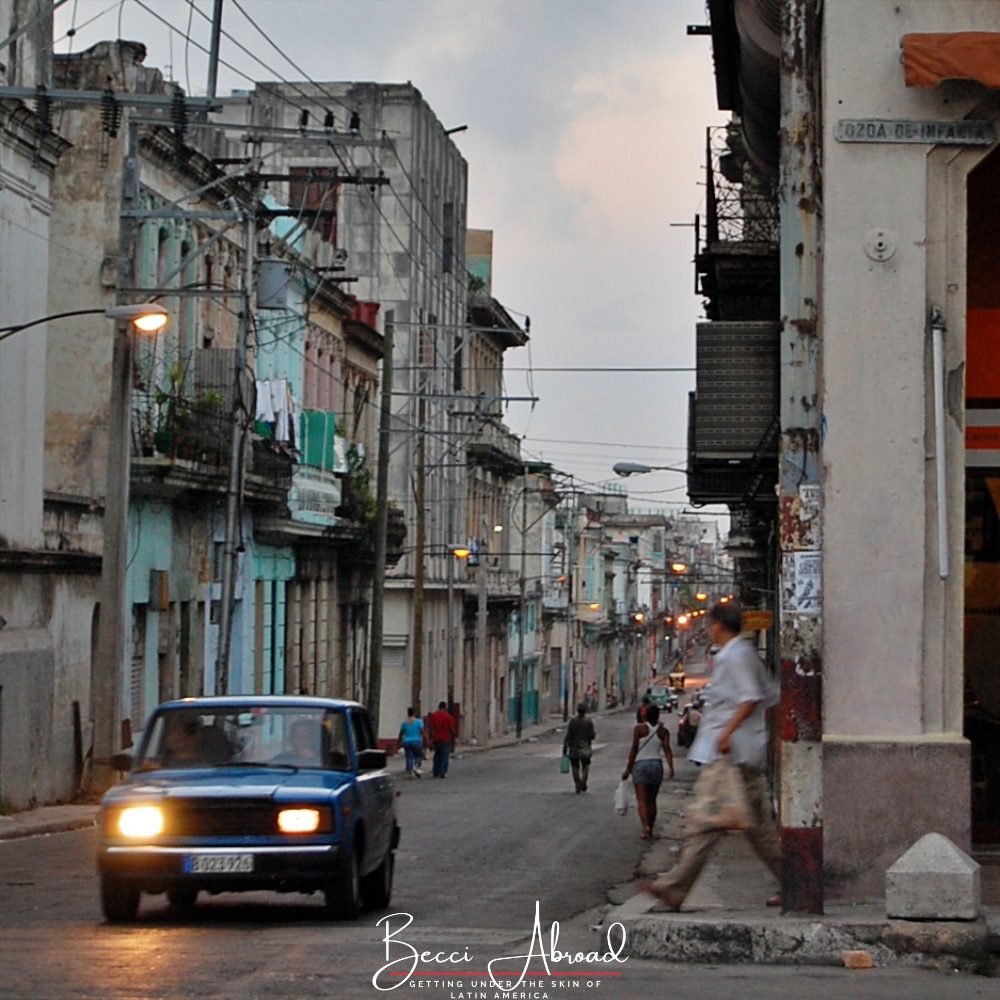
[704,124,778,246]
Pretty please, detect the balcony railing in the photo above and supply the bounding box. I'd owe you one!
[704,124,778,247]
[466,417,522,475]
[131,390,230,468]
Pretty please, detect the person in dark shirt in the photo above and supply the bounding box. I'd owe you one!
[563,703,597,793]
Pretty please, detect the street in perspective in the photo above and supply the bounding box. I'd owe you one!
[1,658,997,999]
[3,1,1000,998]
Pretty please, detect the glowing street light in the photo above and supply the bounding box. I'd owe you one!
[446,544,472,711]
[0,302,169,343]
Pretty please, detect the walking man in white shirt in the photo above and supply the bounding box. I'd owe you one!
[645,600,782,911]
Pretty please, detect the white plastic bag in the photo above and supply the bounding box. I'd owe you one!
[613,779,629,816]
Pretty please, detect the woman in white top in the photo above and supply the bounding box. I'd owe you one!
[622,704,675,839]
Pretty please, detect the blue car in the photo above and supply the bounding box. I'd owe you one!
[96,696,399,922]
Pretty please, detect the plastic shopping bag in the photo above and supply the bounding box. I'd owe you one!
[613,779,629,816]
[560,753,571,774]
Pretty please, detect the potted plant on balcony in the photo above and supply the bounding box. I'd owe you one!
[152,365,191,457]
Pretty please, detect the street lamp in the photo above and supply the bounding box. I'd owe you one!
[612,461,686,477]
[0,302,169,342]
[446,545,472,715]
[91,303,171,792]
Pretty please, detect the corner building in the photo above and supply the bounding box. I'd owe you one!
[691,0,1000,903]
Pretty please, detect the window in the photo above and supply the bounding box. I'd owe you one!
[288,167,339,243]
[453,333,463,392]
[442,202,455,273]
[351,709,375,754]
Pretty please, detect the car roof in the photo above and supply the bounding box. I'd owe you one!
[154,695,365,712]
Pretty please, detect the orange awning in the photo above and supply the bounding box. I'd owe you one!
[903,32,1000,88]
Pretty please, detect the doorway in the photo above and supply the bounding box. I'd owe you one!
[965,145,1000,846]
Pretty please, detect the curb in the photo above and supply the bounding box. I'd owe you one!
[0,812,97,842]
[620,910,996,975]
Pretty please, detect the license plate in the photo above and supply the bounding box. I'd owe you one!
[184,853,254,874]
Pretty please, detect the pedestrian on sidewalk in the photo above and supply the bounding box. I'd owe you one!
[427,701,458,778]
[563,703,596,792]
[396,707,426,778]
[622,703,674,839]
[645,600,781,911]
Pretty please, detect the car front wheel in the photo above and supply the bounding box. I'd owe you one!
[361,848,394,911]
[100,872,140,923]
[325,845,363,919]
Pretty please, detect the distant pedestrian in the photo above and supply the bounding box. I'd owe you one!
[563,703,596,793]
[396,707,425,778]
[645,600,781,911]
[622,704,674,839]
[636,693,652,723]
[427,701,458,778]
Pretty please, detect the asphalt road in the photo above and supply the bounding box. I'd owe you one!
[0,711,995,999]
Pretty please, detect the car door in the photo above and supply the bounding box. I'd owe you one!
[349,708,393,868]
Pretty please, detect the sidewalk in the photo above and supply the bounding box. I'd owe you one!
[605,751,1000,976]
[0,803,97,842]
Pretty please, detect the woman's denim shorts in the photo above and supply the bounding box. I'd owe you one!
[632,758,663,791]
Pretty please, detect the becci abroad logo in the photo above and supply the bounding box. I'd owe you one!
[372,901,628,994]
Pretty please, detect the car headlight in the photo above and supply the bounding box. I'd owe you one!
[277,808,321,833]
[118,805,164,838]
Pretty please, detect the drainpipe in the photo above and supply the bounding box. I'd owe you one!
[930,307,949,579]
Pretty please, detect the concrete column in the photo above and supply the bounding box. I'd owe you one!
[778,0,823,914]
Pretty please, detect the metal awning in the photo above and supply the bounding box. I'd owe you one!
[903,32,1000,88]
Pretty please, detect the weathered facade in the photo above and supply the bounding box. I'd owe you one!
[692,0,1000,904]
[0,0,82,810]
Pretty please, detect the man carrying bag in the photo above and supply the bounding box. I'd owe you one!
[563,703,596,793]
[645,600,781,911]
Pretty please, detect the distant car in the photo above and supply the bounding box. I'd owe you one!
[648,684,678,712]
[96,696,399,922]
[668,667,686,691]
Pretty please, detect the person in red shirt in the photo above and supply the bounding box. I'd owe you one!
[427,701,459,778]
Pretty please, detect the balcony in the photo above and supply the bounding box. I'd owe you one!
[465,418,523,477]
[130,387,231,497]
[696,124,779,322]
[287,465,342,526]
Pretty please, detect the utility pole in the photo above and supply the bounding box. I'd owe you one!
[89,118,140,793]
[410,419,426,716]
[367,312,394,733]
[563,495,575,722]
[216,185,256,694]
[515,468,527,738]
[206,0,225,100]
[476,553,488,745]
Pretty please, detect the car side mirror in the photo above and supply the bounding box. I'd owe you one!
[111,752,133,772]
[357,748,387,771]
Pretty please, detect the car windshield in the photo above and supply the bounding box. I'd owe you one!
[650,687,669,698]
[136,707,351,771]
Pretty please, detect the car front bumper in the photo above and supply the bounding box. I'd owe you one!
[98,842,345,894]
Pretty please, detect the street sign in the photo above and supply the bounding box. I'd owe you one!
[742,610,774,631]
[835,118,995,145]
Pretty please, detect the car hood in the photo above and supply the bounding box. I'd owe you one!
[103,768,353,803]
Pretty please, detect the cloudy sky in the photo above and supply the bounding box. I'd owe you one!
[54,0,726,519]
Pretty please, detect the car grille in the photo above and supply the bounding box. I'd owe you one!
[163,800,279,837]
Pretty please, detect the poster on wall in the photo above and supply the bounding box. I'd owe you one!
[782,550,822,615]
